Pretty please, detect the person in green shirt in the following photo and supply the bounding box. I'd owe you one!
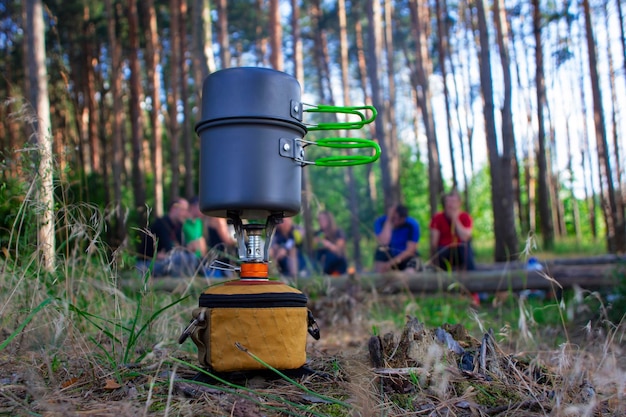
[183,197,207,258]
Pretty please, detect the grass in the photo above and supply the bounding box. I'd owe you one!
[1,196,625,416]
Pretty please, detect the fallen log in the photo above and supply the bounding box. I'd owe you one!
[299,264,621,295]
[120,261,623,294]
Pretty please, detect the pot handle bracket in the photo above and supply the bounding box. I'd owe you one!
[280,104,380,166]
[303,104,377,131]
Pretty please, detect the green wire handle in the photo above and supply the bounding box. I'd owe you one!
[311,137,381,167]
[304,104,377,131]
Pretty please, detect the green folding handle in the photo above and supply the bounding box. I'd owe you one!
[312,137,381,167]
[304,104,377,131]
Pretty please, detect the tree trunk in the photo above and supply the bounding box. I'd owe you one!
[532,0,554,250]
[83,8,100,175]
[169,0,181,201]
[435,0,457,189]
[366,0,397,208]
[475,0,518,261]
[582,0,625,252]
[602,0,624,216]
[269,0,283,71]
[105,0,126,244]
[290,0,313,261]
[128,0,147,228]
[338,0,362,270]
[617,0,626,80]
[493,0,519,241]
[409,0,443,216]
[354,15,379,206]
[98,84,111,208]
[24,0,55,271]
[310,0,334,104]
[216,0,230,68]
[179,0,194,199]
[447,1,470,203]
[383,0,400,204]
[191,0,214,88]
[462,2,476,176]
[255,0,267,66]
[143,0,164,218]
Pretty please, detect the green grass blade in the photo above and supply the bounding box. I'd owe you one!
[0,297,55,352]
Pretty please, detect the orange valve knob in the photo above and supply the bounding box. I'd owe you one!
[240,262,269,279]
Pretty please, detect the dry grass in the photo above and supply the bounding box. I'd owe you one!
[1,200,625,416]
[2,275,624,416]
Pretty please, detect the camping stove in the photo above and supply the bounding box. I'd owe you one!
[180,66,377,373]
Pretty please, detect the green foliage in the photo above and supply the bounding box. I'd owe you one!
[606,262,626,324]
[0,175,37,255]
[398,141,430,235]
[464,165,495,242]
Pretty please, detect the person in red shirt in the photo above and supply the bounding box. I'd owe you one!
[429,190,475,270]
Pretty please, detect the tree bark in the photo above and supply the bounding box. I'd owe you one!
[475,0,518,261]
[255,0,267,66]
[128,0,147,228]
[105,0,126,244]
[144,0,164,217]
[289,0,313,261]
[191,0,214,87]
[354,15,379,206]
[582,0,625,252]
[493,0,519,243]
[83,8,100,175]
[338,0,362,269]
[25,0,55,271]
[602,0,624,218]
[383,0,400,204]
[409,0,443,216]
[179,0,194,199]
[532,0,555,250]
[617,0,626,81]
[269,0,283,71]
[364,0,395,208]
[216,0,230,68]
[169,0,181,201]
[310,0,333,104]
[435,0,457,189]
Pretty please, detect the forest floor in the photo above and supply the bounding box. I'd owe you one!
[1,269,625,416]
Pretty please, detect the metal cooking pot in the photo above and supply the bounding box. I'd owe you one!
[195,67,306,220]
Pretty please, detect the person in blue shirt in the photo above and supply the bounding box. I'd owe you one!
[373,204,421,273]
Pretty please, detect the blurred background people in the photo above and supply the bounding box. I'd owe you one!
[137,197,199,277]
[430,189,475,271]
[373,204,421,273]
[313,210,348,275]
[269,217,299,279]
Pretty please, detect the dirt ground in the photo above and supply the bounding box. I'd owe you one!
[1,291,625,417]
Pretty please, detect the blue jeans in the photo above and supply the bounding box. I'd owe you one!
[136,250,200,277]
[315,249,347,275]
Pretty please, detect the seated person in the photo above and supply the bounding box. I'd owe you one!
[182,196,208,258]
[374,204,421,273]
[313,210,348,275]
[291,221,310,276]
[137,197,199,277]
[430,190,475,270]
[205,216,238,276]
[269,217,299,278]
